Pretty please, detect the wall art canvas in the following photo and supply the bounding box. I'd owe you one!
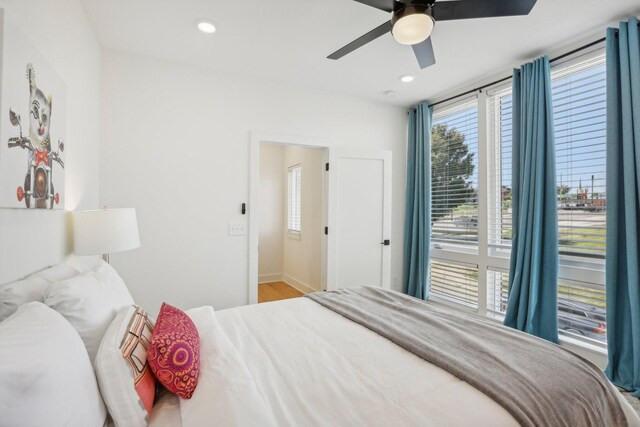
[0,10,67,209]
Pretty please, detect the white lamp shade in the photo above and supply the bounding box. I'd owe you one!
[72,208,141,256]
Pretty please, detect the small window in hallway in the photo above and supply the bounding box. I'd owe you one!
[287,164,302,233]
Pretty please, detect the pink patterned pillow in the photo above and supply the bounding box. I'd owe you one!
[147,303,200,399]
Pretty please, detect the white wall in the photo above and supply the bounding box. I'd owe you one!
[282,145,324,293]
[258,143,284,283]
[0,0,101,283]
[100,50,407,315]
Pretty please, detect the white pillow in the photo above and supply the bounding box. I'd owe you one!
[44,260,134,361]
[0,264,79,322]
[30,263,80,282]
[95,305,156,427]
[0,301,107,427]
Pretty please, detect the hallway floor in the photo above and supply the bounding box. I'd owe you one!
[258,281,304,303]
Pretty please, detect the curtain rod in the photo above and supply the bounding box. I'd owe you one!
[427,21,639,109]
[427,32,614,109]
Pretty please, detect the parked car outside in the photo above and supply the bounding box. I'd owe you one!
[558,298,606,342]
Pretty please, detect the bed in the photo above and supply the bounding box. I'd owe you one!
[161,291,640,427]
[1,262,638,427]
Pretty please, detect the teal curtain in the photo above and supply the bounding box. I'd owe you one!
[403,103,432,300]
[605,17,640,397]
[504,56,559,343]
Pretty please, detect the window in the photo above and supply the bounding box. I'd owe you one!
[488,53,607,261]
[552,52,607,343]
[429,97,490,313]
[431,99,479,248]
[430,45,607,349]
[287,165,301,233]
[430,260,479,310]
[551,54,607,260]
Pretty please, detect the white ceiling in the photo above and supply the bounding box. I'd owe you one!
[81,0,640,107]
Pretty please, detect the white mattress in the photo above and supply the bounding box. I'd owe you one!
[177,298,639,426]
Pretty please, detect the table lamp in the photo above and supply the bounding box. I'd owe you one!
[72,208,140,263]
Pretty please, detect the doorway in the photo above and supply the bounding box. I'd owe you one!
[248,132,393,305]
[257,142,327,303]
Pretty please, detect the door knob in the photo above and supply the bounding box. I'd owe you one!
[381,240,390,246]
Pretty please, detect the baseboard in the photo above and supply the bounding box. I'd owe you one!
[282,274,319,295]
[258,273,283,284]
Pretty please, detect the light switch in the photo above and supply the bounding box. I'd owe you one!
[228,222,246,236]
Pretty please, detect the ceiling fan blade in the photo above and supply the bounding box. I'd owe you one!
[433,0,537,21]
[352,0,396,13]
[327,21,391,60]
[412,37,436,69]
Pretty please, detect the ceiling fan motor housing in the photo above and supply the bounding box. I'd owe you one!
[391,3,435,45]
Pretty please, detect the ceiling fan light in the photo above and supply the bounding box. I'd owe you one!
[391,5,435,46]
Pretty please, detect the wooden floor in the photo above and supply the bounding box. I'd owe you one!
[258,281,304,303]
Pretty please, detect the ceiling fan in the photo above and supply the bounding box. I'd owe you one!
[328,0,538,69]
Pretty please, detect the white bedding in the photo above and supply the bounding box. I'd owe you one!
[148,390,181,427]
[107,386,182,427]
[179,299,639,426]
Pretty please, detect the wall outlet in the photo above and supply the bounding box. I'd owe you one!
[228,222,247,236]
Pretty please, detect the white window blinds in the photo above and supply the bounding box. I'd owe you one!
[429,259,479,309]
[487,52,607,260]
[287,165,302,232]
[431,99,479,247]
[487,87,513,252]
[553,52,607,344]
[487,269,509,319]
[551,53,607,260]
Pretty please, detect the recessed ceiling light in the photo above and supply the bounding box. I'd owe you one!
[195,19,216,34]
[400,75,415,83]
[384,90,397,97]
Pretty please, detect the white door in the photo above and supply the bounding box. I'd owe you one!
[326,148,392,290]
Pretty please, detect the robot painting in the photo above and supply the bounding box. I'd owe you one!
[0,11,67,209]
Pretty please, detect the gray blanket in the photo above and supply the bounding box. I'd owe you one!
[306,287,626,427]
